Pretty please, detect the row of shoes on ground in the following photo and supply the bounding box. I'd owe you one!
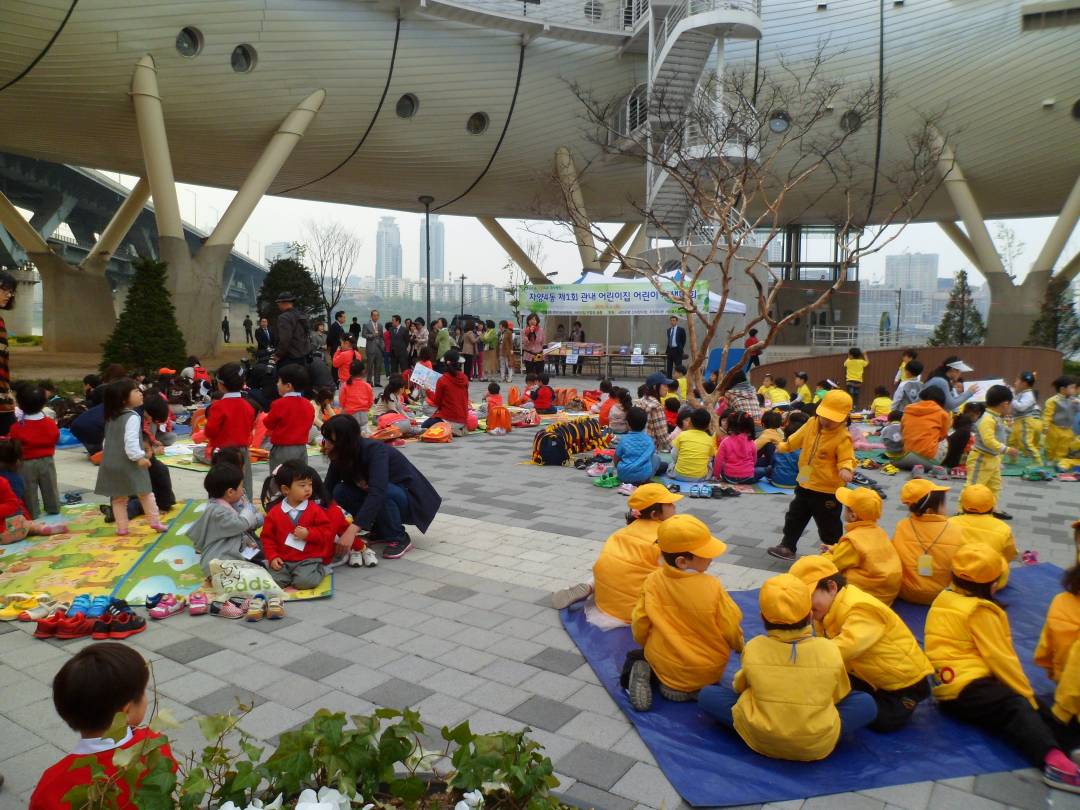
[0,592,56,621]
[206,594,285,621]
[145,592,208,619]
[33,597,145,640]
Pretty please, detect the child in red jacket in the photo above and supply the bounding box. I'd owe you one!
[205,363,259,494]
[8,384,60,517]
[264,364,314,471]
[308,467,378,569]
[260,461,333,590]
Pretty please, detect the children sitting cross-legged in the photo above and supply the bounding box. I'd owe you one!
[947,484,1017,589]
[670,408,714,482]
[627,514,743,711]
[755,410,784,474]
[714,412,765,484]
[790,555,933,732]
[550,483,678,622]
[188,462,263,577]
[30,643,176,810]
[697,573,876,761]
[892,478,968,604]
[926,544,1080,793]
[259,461,333,591]
[768,410,808,489]
[824,486,902,605]
[615,407,665,485]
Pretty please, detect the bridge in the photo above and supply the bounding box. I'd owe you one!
[0,152,266,349]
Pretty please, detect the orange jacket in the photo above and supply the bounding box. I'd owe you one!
[826,520,902,606]
[340,378,374,415]
[900,400,950,460]
[893,514,968,604]
[1036,591,1080,682]
[593,519,662,622]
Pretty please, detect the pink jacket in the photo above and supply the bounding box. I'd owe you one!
[714,433,757,480]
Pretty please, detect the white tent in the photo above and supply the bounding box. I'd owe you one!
[571,271,747,315]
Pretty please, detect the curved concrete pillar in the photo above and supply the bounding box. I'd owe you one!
[34,253,116,353]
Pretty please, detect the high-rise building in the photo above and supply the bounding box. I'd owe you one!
[265,242,293,264]
[375,216,402,280]
[419,214,445,282]
[884,253,939,293]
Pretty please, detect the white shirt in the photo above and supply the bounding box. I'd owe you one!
[122,412,144,462]
[669,326,679,347]
[23,412,45,421]
[72,727,133,755]
[222,392,242,400]
[284,391,302,398]
[283,499,309,523]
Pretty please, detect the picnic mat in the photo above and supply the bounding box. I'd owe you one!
[656,478,788,495]
[111,499,332,604]
[561,563,1058,807]
[0,502,188,602]
[157,443,323,473]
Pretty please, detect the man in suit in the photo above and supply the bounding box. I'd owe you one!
[255,317,274,360]
[349,317,361,344]
[328,311,347,355]
[388,314,410,374]
[665,315,686,378]
[243,315,254,343]
[360,309,384,387]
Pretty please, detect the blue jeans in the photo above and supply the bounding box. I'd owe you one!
[333,481,412,542]
[699,685,877,734]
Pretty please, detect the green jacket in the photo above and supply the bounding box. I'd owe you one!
[482,327,498,350]
[435,328,453,360]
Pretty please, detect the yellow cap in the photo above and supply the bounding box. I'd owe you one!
[628,483,683,511]
[959,484,996,514]
[759,574,812,625]
[789,555,839,588]
[900,478,951,505]
[835,486,883,521]
[656,514,727,558]
[816,390,853,422]
[951,543,1004,584]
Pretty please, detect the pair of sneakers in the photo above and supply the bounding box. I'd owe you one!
[347,547,379,568]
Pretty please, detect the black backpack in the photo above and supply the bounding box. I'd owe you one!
[537,433,569,466]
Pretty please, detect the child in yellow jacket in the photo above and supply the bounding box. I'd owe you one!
[925,544,1080,792]
[1043,376,1079,464]
[767,390,855,561]
[825,486,902,605]
[966,384,1018,516]
[628,515,743,711]
[1035,549,1080,753]
[947,484,1017,588]
[790,555,933,732]
[893,479,969,604]
[698,573,876,761]
[550,484,679,623]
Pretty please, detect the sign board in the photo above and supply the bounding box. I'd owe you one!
[409,364,442,392]
[962,379,1005,403]
[630,355,645,366]
[566,352,579,365]
[519,281,709,316]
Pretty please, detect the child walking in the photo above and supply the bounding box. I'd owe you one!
[94,379,166,535]
[843,348,869,408]
[260,461,333,590]
[768,390,855,560]
[340,360,374,427]
[8,383,60,517]
[264,365,314,471]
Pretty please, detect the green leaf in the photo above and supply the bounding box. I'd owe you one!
[389,775,428,804]
[197,713,235,743]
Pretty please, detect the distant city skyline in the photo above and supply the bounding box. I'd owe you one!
[375,216,402,280]
[419,214,446,283]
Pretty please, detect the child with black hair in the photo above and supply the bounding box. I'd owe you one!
[699,573,875,759]
[814,379,834,404]
[663,396,681,430]
[592,378,614,414]
[311,386,338,438]
[843,347,869,408]
[756,410,784,472]
[607,388,633,434]
[942,402,984,471]
[340,359,374,427]
[715,412,765,484]
[372,375,422,437]
[671,408,714,481]
[485,381,503,411]
[892,479,967,604]
[673,365,689,400]
[8,384,60,517]
[669,404,695,442]
[770,377,791,406]
[1035,553,1080,754]
[615,407,663,485]
[189,462,263,576]
[628,515,743,711]
[896,385,951,471]
[265,364,314,471]
[531,372,556,414]
[30,643,176,810]
[870,386,892,420]
[259,461,333,591]
[0,436,25,501]
[967,384,1018,515]
[891,360,924,413]
[793,371,813,406]
[0,437,67,542]
[1043,376,1079,463]
[895,348,919,383]
[926,544,1080,792]
[1009,371,1042,464]
[205,362,258,495]
[769,410,809,489]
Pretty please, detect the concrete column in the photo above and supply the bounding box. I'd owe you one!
[554,146,600,272]
[597,222,639,269]
[34,252,116,353]
[1031,173,1080,276]
[937,221,981,270]
[615,225,649,276]
[130,55,183,240]
[5,266,38,337]
[84,177,150,273]
[477,217,550,283]
[0,191,50,254]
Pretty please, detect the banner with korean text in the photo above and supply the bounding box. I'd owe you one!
[518,281,709,317]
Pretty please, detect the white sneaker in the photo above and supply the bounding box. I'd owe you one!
[552,582,593,609]
[361,547,379,568]
[348,550,365,568]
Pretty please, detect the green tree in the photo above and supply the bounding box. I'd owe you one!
[256,255,324,331]
[1024,274,1080,355]
[100,257,187,373]
[929,269,986,346]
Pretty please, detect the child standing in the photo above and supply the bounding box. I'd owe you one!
[826,487,902,605]
[8,384,60,517]
[615,407,662,485]
[671,409,714,482]
[714,412,764,484]
[843,348,869,408]
[94,379,166,535]
[332,334,363,385]
[926,544,1080,792]
[260,461,333,590]
[767,390,855,560]
[340,360,374,427]
[895,349,919,383]
[1009,371,1042,464]
[947,484,1017,588]
[628,514,743,710]
[890,360,924,413]
[791,556,932,732]
[30,643,177,810]
[967,384,1018,519]
[264,365,314,471]
[188,463,263,575]
[1043,376,1079,464]
[892,479,968,604]
[204,363,258,496]
[698,573,875,760]
[498,319,514,382]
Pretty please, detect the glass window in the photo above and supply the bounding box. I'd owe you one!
[231,44,257,73]
[176,27,203,58]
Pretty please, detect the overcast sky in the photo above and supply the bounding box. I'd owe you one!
[155,174,1073,291]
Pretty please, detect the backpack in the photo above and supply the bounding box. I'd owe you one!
[192,366,211,384]
[531,416,610,464]
[421,421,452,443]
[487,405,512,434]
[536,433,569,466]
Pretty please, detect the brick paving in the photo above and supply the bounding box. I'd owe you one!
[2,376,1079,809]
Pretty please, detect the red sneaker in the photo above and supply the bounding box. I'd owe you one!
[55,614,97,640]
[34,609,67,639]
[107,612,146,639]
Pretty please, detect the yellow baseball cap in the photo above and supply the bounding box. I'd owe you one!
[628,483,683,511]
[835,486,883,521]
[900,478,950,505]
[959,484,996,514]
[951,543,1004,584]
[759,574,811,625]
[656,514,727,558]
[789,555,839,589]
[816,390,853,422]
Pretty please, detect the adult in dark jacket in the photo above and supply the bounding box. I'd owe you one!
[321,415,441,560]
[69,403,106,454]
[328,310,347,356]
[255,317,274,359]
[665,315,687,378]
[273,291,311,367]
[388,314,410,374]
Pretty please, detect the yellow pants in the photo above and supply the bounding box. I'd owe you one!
[1008,417,1043,464]
[967,450,1002,500]
[1045,425,1080,462]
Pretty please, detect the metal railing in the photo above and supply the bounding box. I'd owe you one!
[447,0,631,31]
[652,0,761,59]
[623,0,650,29]
[811,326,927,349]
[609,84,649,143]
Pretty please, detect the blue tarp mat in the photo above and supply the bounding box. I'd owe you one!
[562,563,1059,807]
[57,428,81,448]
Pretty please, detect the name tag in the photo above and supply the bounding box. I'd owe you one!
[284,533,307,552]
[917,554,934,577]
[241,546,260,560]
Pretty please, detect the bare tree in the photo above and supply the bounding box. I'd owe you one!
[544,49,949,413]
[299,220,361,324]
[992,222,1025,280]
[503,235,548,327]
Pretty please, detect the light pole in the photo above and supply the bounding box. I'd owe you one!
[459,273,467,320]
[419,195,434,327]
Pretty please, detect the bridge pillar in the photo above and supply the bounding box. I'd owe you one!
[5,266,38,337]
[33,253,116,353]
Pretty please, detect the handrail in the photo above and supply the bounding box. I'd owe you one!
[810,326,926,349]
[609,83,649,142]
[651,0,761,70]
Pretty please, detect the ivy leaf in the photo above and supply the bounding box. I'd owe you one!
[389,775,428,804]
[197,713,235,743]
[443,721,474,746]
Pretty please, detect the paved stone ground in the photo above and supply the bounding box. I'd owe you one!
[2,375,1079,810]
